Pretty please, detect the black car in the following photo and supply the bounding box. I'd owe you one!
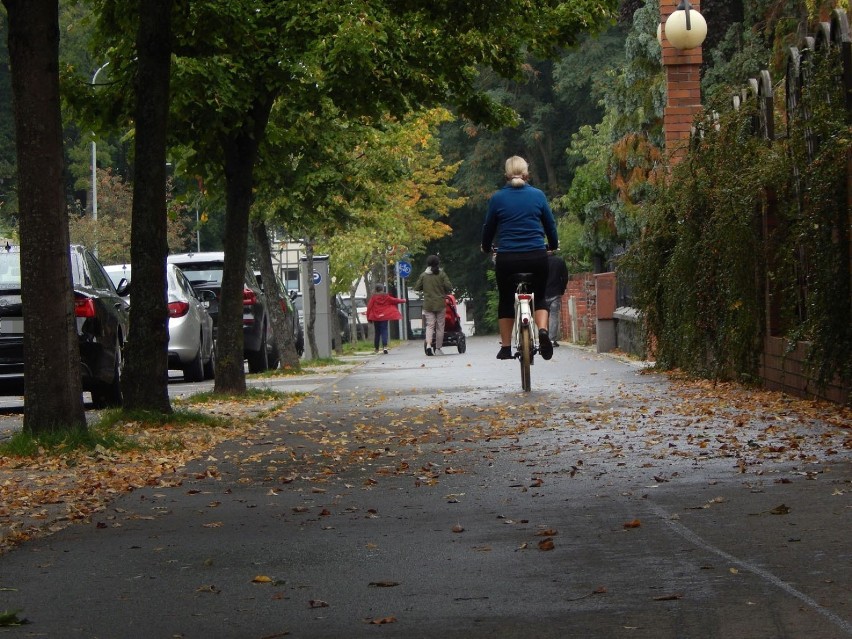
[0,244,130,407]
[167,252,273,373]
[255,271,305,357]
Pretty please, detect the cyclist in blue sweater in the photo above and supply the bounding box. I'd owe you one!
[481,156,558,361]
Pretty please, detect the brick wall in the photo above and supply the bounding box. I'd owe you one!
[761,337,850,404]
[563,272,596,344]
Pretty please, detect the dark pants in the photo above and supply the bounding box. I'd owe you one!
[373,320,389,349]
[495,250,549,319]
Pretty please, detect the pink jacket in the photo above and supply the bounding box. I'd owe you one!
[366,293,405,321]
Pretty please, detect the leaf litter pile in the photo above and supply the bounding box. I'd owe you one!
[0,369,849,561]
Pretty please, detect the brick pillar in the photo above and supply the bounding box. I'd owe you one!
[661,0,704,165]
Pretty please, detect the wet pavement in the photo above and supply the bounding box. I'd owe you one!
[0,335,849,638]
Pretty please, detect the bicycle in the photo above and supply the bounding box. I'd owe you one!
[511,272,538,392]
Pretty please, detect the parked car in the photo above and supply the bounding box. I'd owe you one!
[0,245,130,407]
[292,292,354,346]
[336,294,369,340]
[254,271,304,357]
[166,252,274,373]
[103,263,215,381]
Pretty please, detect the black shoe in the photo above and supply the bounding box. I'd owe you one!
[538,329,553,360]
[426,347,434,356]
[496,345,513,360]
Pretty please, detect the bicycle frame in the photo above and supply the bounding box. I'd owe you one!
[512,276,537,392]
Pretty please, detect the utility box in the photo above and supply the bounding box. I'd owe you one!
[595,272,616,353]
[594,272,616,320]
[300,256,332,358]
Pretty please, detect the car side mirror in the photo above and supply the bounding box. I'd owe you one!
[116,279,130,296]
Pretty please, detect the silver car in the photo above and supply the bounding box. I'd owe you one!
[104,263,215,381]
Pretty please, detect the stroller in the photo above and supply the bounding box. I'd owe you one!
[424,294,467,354]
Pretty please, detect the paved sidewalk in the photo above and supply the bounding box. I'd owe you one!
[0,336,849,638]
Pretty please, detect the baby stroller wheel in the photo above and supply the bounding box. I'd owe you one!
[457,334,466,354]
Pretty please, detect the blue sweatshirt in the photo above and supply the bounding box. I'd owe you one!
[481,183,558,254]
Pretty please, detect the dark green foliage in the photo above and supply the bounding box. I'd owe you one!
[624,44,850,390]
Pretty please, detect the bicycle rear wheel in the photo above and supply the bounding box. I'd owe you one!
[519,324,531,392]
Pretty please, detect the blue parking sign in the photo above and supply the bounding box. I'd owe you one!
[397,260,412,278]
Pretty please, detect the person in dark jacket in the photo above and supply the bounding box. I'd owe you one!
[413,255,452,356]
[481,156,558,361]
[365,284,405,354]
[545,252,569,347]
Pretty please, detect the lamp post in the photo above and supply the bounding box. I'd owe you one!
[660,0,707,164]
[90,61,110,224]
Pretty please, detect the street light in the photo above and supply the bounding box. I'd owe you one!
[90,61,110,224]
[664,0,707,50]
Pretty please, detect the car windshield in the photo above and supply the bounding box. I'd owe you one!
[0,251,22,290]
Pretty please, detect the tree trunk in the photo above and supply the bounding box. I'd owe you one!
[252,219,300,370]
[214,96,274,394]
[122,0,174,413]
[4,0,86,432]
[303,240,318,359]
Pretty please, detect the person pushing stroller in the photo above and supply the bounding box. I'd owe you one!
[413,255,452,356]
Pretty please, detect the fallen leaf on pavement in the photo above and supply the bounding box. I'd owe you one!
[309,600,329,608]
[538,538,555,551]
[196,584,220,594]
[369,581,399,588]
[623,519,641,528]
[365,616,397,625]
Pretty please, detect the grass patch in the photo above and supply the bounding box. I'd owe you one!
[341,339,375,355]
[0,408,232,459]
[97,408,229,430]
[250,365,309,378]
[0,423,131,458]
[301,356,349,367]
[178,387,293,405]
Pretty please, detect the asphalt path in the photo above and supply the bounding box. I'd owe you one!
[0,336,849,638]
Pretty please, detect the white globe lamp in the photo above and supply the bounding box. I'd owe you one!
[664,0,708,50]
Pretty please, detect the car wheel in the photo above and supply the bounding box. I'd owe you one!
[203,342,216,380]
[92,339,123,408]
[267,338,280,370]
[183,341,205,382]
[246,325,268,373]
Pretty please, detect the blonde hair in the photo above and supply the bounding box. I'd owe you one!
[505,156,529,187]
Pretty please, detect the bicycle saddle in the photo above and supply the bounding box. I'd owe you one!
[511,272,535,286]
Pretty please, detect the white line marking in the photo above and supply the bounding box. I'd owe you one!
[646,501,852,635]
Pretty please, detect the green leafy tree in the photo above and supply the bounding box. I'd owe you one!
[555,1,663,271]
[77,0,617,399]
